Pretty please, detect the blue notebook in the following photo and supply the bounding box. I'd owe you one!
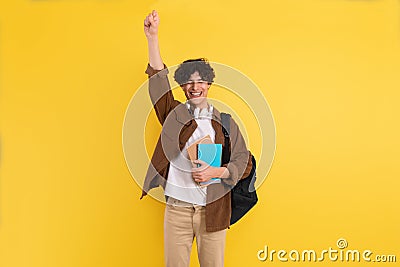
[197,144,222,186]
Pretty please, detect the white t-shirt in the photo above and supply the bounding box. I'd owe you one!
[164,118,216,205]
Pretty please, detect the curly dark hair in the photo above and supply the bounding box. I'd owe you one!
[174,58,215,86]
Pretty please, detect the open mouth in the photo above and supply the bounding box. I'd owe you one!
[189,91,202,98]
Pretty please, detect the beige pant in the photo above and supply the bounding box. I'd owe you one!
[164,197,227,267]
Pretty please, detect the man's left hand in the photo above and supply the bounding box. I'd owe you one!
[191,160,216,183]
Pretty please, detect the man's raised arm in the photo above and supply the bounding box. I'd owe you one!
[143,10,179,125]
[144,10,164,70]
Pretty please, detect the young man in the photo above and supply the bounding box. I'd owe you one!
[141,10,252,267]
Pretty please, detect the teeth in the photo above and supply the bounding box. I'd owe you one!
[191,92,201,96]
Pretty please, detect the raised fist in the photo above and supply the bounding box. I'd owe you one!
[144,10,160,39]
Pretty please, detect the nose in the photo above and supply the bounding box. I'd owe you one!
[192,81,201,89]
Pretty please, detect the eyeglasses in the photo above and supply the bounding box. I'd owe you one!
[182,80,208,86]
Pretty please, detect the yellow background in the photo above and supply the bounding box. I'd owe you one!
[1,0,399,266]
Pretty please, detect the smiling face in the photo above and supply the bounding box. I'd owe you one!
[181,71,211,109]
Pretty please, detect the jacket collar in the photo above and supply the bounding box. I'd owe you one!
[212,106,222,122]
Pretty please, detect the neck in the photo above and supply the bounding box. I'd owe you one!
[193,102,208,109]
[188,99,208,109]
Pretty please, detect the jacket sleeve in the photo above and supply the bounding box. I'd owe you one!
[221,117,252,187]
[145,63,180,125]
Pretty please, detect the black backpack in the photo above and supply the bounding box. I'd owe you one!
[221,113,258,225]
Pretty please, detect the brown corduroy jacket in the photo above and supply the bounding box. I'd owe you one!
[140,64,252,232]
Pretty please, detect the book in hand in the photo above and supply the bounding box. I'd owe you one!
[186,135,213,165]
[197,143,222,186]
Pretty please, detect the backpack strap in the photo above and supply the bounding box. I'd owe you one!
[221,113,231,165]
